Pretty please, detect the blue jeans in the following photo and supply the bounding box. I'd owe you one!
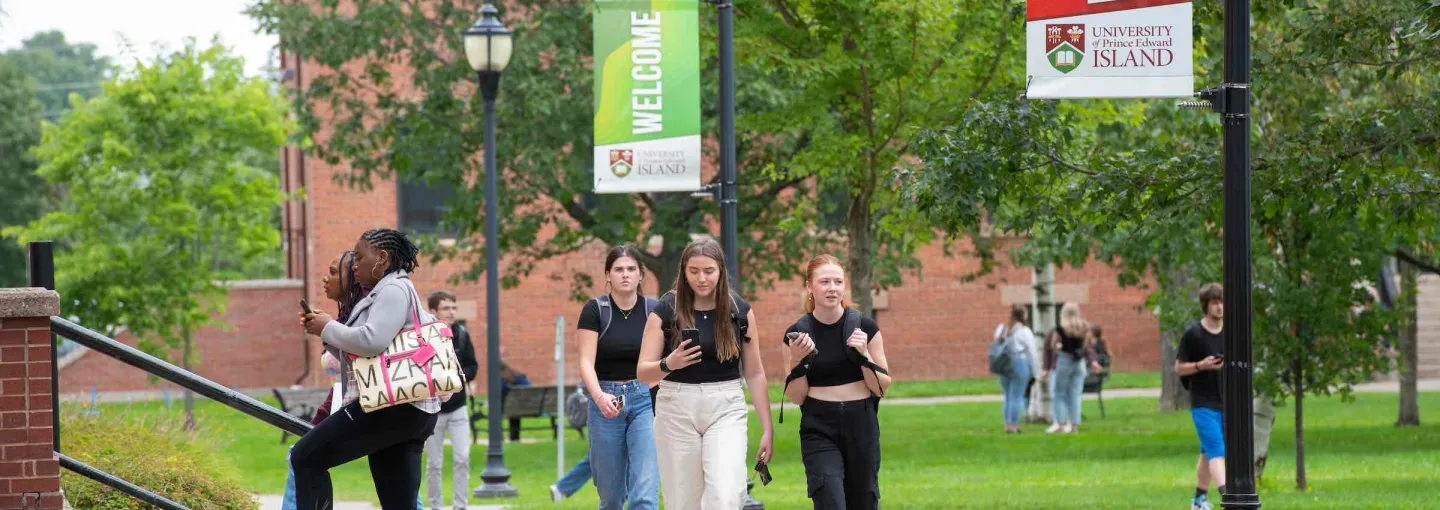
[997,358,1033,426]
[588,380,660,510]
[1050,354,1087,425]
[283,448,423,510]
[556,452,593,497]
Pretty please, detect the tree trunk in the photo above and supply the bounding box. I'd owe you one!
[1157,266,1193,412]
[183,328,197,431]
[1398,259,1420,427]
[846,188,876,315]
[1159,328,1190,412]
[1293,355,1306,490]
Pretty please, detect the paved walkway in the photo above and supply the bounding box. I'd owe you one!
[253,495,505,510]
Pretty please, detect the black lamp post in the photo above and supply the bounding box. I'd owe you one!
[464,3,518,500]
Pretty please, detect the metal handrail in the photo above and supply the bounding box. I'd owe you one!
[50,316,312,437]
[58,453,188,510]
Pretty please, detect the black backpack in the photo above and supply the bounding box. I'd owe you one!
[650,291,751,414]
[780,308,889,423]
[595,294,658,341]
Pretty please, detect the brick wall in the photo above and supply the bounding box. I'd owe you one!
[0,288,64,510]
[58,281,310,396]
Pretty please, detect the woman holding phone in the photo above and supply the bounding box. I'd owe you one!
[575,244,660,508]
[781,255,891,510]
[637,238,774,510]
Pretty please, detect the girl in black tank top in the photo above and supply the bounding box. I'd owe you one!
[782,255,892,510]
[636,239,774,510]
[573,245,660,508]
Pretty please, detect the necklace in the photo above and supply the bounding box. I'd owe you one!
[618,306,634,320]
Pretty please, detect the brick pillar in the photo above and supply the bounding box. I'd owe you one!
[0,288,63,510]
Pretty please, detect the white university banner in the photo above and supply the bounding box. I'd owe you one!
[1026,0,1194,99]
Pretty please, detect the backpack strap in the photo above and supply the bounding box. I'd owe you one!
[842,308,889,389]
[729,293,750,342]
[779,314,817,424]
[595,295,612,341]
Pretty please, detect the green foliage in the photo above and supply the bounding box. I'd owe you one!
[61,410,258,510]
[247,0,816,298]
[0,30,114,118]
[0,61,44,287]
[739,0,1026,311]
[911,0,1440,488]
[2,40,291,365]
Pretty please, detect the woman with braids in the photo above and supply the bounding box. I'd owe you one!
[574,244,661,508]
[637,238,774,510]
[298,229,440,509]
[781,255,891,510]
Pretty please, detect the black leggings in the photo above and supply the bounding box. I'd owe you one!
[800,398,881,510]
[292,400,438,510]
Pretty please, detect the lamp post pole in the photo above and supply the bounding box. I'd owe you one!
[465,3,518,499]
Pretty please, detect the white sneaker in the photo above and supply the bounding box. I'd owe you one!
[549,485,564,502]
[1063,424,1076,434]
[1045,423,1062,434]
[1191,500,1213,510]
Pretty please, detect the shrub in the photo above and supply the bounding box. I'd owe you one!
[60,409,258,510]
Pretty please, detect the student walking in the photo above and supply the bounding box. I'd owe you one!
[576,245,662,509]
[298,229,441,510]
[1176,283,1227,510]
[781,255,892,510]
[1046,303,1101,434]
[422,291,479,510]
[637,238,774,510]
[993,305,1037,434]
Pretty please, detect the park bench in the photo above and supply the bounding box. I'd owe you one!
[496,385,581,442]
[274,386,330,444]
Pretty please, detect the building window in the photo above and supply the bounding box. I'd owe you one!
[398,177,455,237]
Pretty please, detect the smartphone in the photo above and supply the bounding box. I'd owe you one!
[300,299,314,315]
[784,331,803,345]
[613,394,626,410]
[681,328,700,345]
[753,460,773,486]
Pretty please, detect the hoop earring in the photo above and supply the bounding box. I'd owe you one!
[371,264,382,280]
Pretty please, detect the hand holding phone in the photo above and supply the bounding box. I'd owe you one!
[300,299,315,315]
[666,329,703,370]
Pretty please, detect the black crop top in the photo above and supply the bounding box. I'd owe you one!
[577,298,649,381]
[655,295,751,384]
[783,313,880,387]
[1059,329,1086,359]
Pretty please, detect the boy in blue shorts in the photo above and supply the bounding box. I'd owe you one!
[1176,283,1227,510]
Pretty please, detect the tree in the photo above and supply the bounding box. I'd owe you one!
[0,30,114,118]
[248,0,824,298]
[737,0,1023,312]
[0,31,114,286]
[3,40,291,429]
[0,61,44,287]
[911,0,1440,490]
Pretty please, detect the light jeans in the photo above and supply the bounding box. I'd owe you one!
[555,452,593,497]
[654,379,748,510]
[588,380,660,509]
[998,358,1034,426]
[1050,354,1088,425]
[424,407,471,510]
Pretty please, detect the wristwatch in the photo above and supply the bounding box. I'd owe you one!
[660,358,673,373]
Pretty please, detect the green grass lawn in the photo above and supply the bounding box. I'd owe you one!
[66,387,1438,509]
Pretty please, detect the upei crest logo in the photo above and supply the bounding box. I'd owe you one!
[609,149,634,178]
[1045,24,1085,73]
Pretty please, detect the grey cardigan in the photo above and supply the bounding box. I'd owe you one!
[322,269,440,414]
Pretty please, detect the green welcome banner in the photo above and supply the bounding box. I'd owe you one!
[593,0,701,193]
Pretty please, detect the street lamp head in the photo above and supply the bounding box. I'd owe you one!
[464,4,513,73]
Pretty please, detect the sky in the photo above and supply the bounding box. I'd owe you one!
[0,0,278,77]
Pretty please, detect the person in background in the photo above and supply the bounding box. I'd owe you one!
[551,453,594,502]
[1046,303,1100,434]
[423,291,479,510]
[1176,283,1226,510]
[994,305,1037,434]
